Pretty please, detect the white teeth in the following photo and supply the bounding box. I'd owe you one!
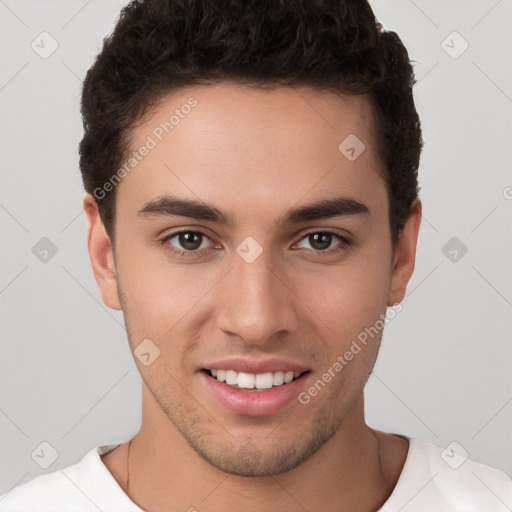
[255,373,273,389]
[225,370,238,385]
[237,372,255,389]
[209,369,303,389]
[273,371,284,386]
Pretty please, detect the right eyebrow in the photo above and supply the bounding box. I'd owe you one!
[137,195,234,226]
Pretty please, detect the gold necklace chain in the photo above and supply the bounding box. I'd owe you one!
[126,438,131,492]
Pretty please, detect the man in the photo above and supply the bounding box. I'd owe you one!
[1,0,511,510]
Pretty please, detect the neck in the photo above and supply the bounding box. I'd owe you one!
[123,395,399,512]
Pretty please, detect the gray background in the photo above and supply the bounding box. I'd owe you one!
[1,0,511,495]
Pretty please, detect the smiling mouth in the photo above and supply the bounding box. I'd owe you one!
[203,369,309,391]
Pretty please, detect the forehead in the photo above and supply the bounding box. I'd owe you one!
[133,81,376,153]
[118,82,386,224]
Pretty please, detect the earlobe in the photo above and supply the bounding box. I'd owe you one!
[83,193,122,311]
[387,199,422,307]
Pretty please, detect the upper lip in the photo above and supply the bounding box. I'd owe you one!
[201,357,310,374]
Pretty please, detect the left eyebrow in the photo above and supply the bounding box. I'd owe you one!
[276,196,370,225]
[137,194,370,227]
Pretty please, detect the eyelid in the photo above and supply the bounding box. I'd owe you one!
[297,227,351,242]
[161,228,219,251]
[291,229,351,253]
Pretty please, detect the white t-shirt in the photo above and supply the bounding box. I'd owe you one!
[1,436,511,511]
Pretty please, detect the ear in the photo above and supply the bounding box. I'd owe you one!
[83,193,122,310]
[387,198,422,306]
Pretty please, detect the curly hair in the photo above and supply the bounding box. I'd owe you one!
[79,0,423,247]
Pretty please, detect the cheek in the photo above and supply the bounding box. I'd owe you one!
[301,248,391,351]
[115,241,217,339]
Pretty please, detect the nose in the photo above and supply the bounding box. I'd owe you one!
[215,243,299,346]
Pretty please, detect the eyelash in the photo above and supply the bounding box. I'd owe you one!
[159,229,352,258]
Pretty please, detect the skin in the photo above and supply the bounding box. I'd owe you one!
[85,82,422,511]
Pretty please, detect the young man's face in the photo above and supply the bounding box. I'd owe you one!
[86,82,420,476]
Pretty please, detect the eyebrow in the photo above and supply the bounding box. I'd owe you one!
[137,194,370,226]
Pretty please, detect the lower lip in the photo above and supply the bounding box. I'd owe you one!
[200,371,310,417]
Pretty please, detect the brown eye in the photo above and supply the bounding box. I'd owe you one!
[295,230,353,257]
[307,232,335,251]
[176,232,203,251]
[296,231,347,253]
[161,230,214,256]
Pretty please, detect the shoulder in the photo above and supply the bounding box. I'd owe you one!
[381,436,512,511]
[0,444,123,512]
[0,468,72,510]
